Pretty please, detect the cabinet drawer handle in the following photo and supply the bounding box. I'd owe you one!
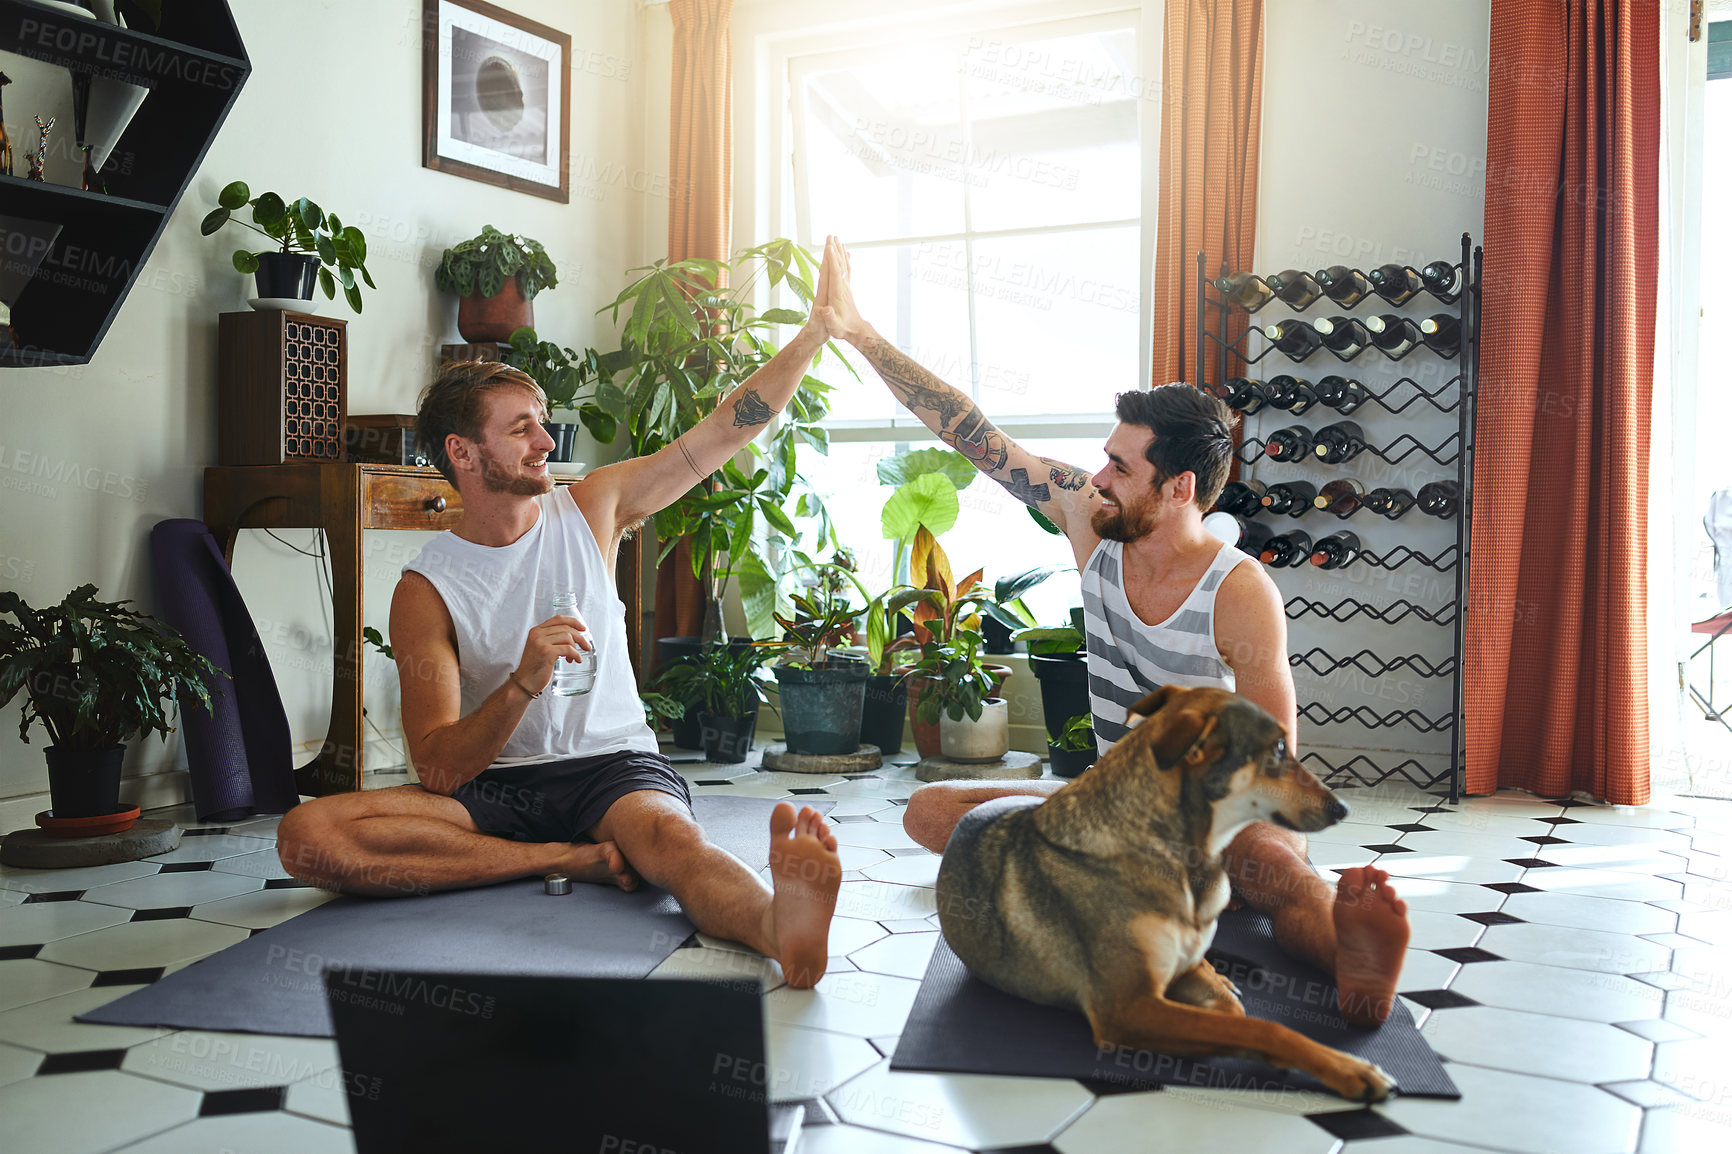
[426,495,447,513]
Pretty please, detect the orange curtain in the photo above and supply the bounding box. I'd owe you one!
[1465,0,1659,803]
[651,0,735,652]
[1150,0,1263,390]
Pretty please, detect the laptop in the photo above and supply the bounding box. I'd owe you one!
[326,971,803,1154]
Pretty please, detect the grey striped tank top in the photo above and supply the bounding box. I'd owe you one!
[1080,538,1253,755]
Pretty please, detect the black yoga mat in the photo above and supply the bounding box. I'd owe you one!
[892,907,1459,1099]
[80,795,828,1038]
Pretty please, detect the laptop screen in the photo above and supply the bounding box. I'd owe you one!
[326,971,776,1154]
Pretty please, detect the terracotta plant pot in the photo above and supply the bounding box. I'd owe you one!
[457,277,533,343]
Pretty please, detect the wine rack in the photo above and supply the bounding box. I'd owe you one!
[1197,236,1480,801]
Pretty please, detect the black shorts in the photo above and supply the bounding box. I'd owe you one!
[448,750,692,843]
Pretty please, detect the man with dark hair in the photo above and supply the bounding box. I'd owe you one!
[812,238,1411,1025]
[276,257,846,988]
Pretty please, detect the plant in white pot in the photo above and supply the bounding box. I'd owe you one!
[902,627,1007,764]
[1,584,224,833]
[202,181,375,311]
[436,226,558,343]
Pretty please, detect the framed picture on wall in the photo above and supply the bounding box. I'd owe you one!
[422,0,570,202]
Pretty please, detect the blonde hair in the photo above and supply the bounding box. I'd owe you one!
[415,361,547,485]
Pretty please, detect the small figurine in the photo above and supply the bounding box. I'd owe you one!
[0,73,13,176]
[27,115,52,182]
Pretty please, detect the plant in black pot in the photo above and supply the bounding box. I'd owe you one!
[761,563,869,757]
[437,226,559,343]
[647,646,772,764]
[0,584,224,833]
[1014,619,1090,774]
[202,181,374,311]
[499,326,626,466]
[1047,711,1096,778]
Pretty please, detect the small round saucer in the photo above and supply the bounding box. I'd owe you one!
[249,297,320,314]
[549,461,587,476]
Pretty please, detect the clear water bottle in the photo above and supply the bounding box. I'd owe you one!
[547,592,596,696]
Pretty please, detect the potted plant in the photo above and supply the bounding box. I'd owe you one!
[640,690,685,733]
[760,562,870,757]
[436,226,559,343]
[202,181,375,311]
[1015,610,1091,771]
[647,646,773,764]
[1047,711,1096,778]
[902,627,1006,763]
[0,584,223,832]
[499,326,626,465]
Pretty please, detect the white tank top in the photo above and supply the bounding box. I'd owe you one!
[1080,538,1253,755]
[402,488,657,766]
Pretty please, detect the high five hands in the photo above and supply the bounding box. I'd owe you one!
[809,235,868,347]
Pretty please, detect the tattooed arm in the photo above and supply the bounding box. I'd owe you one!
[574,248,835,551]
[812,237,1104,558]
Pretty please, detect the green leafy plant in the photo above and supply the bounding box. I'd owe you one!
[1050,712,1095,752]
[0,585,224,751]
[758,561,862,669]
[435,226,558,301]
[647,647,774,720]
[1011,624,1085,655]
[361,626,393,661]
[596,239,850,639]
[640,691,686,729]
[877,447,973,585]
[903,628,995,724]
[202,181,375,312]
[500,326,623,444]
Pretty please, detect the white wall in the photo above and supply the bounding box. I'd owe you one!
[0,0,668,832]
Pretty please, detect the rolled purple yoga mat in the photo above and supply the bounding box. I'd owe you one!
[149,519,301,822]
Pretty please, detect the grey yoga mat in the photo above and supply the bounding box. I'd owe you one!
[892,907,1460,1099]
[79,795,829,1038]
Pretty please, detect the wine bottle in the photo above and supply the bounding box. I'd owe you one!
[1313,315,1371,358]
[1420,261,1460,302]
[1236,518,1275,557]
[1417,479,1461,518]
[1216,479,1267,516]
[1368,263,1423,305]
[1315,375,1369,414]
[1214,272,1274,312]
[1263,424,1315,462]
[1366,314,1420,357]
[1316,265,1372,308]
[1260,480,1318,517]
[1312,420,1366,464]
[1419,314,1461,356]
[1259,529,1314,568]
[1266,375,1319,415]
[1264,320,1323,360]
[1310,530,1362,569]
[1221,376,1273,414]
[1314,478,1365,516]
[1364,486,1416,519]
[1265,269,1323,309]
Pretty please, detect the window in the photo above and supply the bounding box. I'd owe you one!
[780,12,1144,605]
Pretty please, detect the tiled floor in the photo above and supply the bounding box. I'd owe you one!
[2,757,1730,1154]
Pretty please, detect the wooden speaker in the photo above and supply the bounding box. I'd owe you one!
[218,310,348,465]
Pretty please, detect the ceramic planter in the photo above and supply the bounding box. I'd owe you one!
[772,657,869,756]
[254,252,319,300]
[457,277,533,343]
[44,745,126,821]
[908,663,1012,760]
[543,421,578,463]
[939,698,1011,763]
[860,673,909,755]
[697,710,757,764]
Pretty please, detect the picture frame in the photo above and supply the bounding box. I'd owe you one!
[422,0,570,203]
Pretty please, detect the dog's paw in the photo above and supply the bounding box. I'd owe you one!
[1342,1060,1397,1104]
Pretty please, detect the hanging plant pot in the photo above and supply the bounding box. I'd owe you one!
[43,745,127,822]
[253,252,320,301]
[772,657,869,756]
[939,698,1011,763]
[860,674,909,756]
[697,711,757,764]
[457,278,533,344]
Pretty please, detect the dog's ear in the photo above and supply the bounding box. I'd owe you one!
[1127,686,1182,722]
[1129,687,1220,768]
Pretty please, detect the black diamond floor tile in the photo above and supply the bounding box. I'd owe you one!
[1306,1108,1409,1141]
[21,890,83,903]
[788,788,830,795]
[130,906,194,921]
[1541,815,1583,825]
[248,927,271,938]
[1403,988,1481,1010]
[1504,857,1558,868]
[36,1049,128,1075]
[1520,836,1571,845]
[158,862,213,873]
[1077,1077,1167,1096]
[180,827,233,837]
[200,1086,286,1115]
[1555,799,1597,807]
[1409,805,1450,814]
[0,944,43,960]
[262,878,313,889]
[92,966,167,986]
[1388,823,1437,833]
[677,933,701,949]
[693,780,736,787]
[1481,881,1541,894]
[1361,843,1412,854]
[1458,911,1524,926]
[981,1144,1062,1153]
[1433,946,1503,964]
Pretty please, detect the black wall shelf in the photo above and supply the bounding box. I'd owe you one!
[0,0,250,368]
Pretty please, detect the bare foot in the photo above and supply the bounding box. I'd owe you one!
[558,840,639,892]
[763,803,841,989]
[1333,866,1410,1025]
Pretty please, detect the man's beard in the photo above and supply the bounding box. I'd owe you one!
[1091,500,1156,543]
[477,444,554,497]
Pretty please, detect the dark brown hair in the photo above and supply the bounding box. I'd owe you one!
[1113,384,1239,510]
[415,361,546,486]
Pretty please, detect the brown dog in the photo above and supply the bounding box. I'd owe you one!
[934,684,1397,1102]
